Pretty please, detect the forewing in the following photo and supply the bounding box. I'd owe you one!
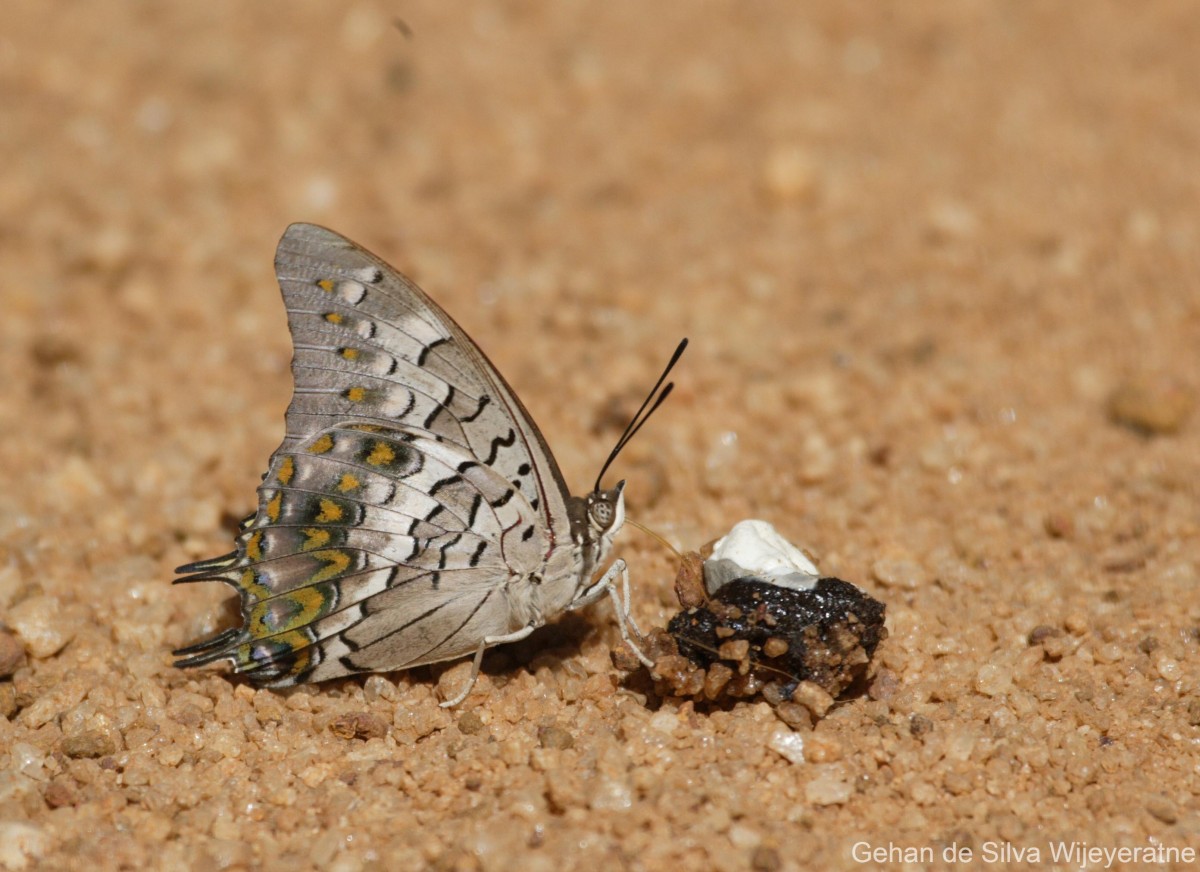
[273,223,572,541]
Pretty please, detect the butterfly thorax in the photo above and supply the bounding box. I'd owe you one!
[560,482,627,604]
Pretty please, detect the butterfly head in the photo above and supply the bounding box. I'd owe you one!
[585,480,626,542]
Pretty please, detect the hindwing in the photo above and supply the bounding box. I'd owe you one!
[175,424,548,685]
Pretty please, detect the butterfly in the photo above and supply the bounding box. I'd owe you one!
[173,223,685,706]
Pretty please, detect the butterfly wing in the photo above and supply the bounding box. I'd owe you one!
[274,222,571,536]
[175,224,574,685]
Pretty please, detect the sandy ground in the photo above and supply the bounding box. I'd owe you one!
[2,2,1199,870]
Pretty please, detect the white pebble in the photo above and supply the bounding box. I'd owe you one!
[648,710,680,736]
[0,821,49,870]
[974,664,1013,697]
[8,596,76,658]
[767,728,806,765]
[10,743,46,781]
[804,764,854,805]
[871,557,927,590]
[1156,655,1182,681]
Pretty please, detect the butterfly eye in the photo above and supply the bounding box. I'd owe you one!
[590,500,614,528]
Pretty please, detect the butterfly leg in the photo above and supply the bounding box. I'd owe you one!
[574,559,655,669]
[438,624,540,708]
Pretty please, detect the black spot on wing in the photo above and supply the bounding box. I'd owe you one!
[461,396,490,423]
[437,533,464,570]
[469,540,488,567]
[428,474,462,499]
[484,429,516,466]
[392,391,416,420]
[423,384,455,429]
[335,605,370,652]
[417,336,449,366]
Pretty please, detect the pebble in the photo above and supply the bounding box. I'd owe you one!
[457,711,486,736]
[1145,795,1179,825]
[0,822,48,869]
[1042,512,1075,539]
[871,557,927,590]
[43,780,77,809]
[648,710,680,736]
[702,431,741,494]
[537,723,575,750]
[767,728,806,765]
[804,764,853,805]
[0,629,24,677]
[803,733,844,763]
[774,702,812,731]
[329,712,388,741]
[792,681,834,718]
[672,551,706,610]
[0,684,16,718]
[974,664,1013,697]
[0,565,22,609]
[1029,626,1069,661]
[727,824,762,850]
[587,776,633,811]
[751,846,782,871]
[50,455,105,505]
[61,730,118,759]
[8,596,76,658]
[761,146,818,202]
[1107,377,1193,435]
[1155,655,1182,682]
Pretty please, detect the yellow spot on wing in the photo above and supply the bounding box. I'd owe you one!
[301,528,331,550]
[245,531,263,561]
[345,386,366,402]
[317,279,335,293]
[316,498,343,523]
[265,492,282,522]
[277,456,295,485]
[340,347,360,360]
[367,440,395,466]
[324,312,343,324]
[309,434,334,454]
[240,567,271,600]
[249,586,330,636]
[338,473,361,492]
[310,549,352,583]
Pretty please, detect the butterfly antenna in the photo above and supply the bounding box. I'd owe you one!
[594,338,688,492]
[626,519,683,560]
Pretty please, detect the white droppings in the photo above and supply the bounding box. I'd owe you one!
[704,519,819,594]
